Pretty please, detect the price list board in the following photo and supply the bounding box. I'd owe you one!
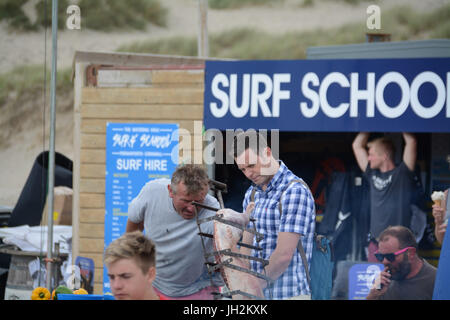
[103,122,179,293]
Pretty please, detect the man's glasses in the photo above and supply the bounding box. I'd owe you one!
[374,247,414,262]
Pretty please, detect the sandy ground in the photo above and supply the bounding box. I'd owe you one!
[0,0,448,207]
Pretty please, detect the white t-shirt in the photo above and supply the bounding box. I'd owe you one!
[128,178,223,297]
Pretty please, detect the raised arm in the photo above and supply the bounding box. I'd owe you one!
[402,132,417,171]
[352,132,370,171]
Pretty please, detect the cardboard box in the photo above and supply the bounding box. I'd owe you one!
[41,186,73,226]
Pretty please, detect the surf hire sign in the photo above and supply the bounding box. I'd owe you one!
[204,58,450,132]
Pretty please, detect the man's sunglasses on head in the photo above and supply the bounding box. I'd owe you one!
[374,246,414,263]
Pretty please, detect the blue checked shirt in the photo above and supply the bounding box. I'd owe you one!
[242,161,316,300]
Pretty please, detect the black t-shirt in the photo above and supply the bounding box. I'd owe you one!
[365,162,415,239]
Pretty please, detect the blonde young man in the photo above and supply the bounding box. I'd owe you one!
[352,132,417,262]
[104,231,161,300]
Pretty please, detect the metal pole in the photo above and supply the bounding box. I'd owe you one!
[46,0,58,290]
[197,0,213,184]
[197,0,209,57]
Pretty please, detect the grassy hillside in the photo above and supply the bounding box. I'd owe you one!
[0,66,72,148]
[2,3,448,147]
[207,0,372,9]
[0,0,167,31]
[118,4,450,59]
[0,0,449,207]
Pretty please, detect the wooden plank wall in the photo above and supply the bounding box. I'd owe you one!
[77,69,204,293]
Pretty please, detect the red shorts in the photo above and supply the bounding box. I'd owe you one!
[153,286,217,300]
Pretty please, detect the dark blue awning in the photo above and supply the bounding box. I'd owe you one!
[204,58,450,133]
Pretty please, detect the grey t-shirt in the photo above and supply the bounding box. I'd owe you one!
[127,178,223,297]
[379,260,437,300]
[365,162,415,239]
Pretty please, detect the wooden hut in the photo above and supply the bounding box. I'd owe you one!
[72,51,218,293]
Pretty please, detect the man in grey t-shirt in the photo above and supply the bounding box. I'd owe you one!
[366,226,436,300]
[126,164,223,299]
[353,132,417,262]
[365,162,415,239]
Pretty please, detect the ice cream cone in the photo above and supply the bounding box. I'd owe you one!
[432,191,445,207]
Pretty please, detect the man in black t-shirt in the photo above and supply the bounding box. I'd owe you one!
[352,132,417,262]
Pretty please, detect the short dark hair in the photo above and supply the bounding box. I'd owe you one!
[231,130,269,159]
[171,164,209,195]
[378,226,418,250]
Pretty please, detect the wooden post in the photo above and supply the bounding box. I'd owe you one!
[198,0,209,58]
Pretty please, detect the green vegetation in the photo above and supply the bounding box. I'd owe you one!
[375,5,450,41]
[0,0,71,30]
[0,0,40,31]
[0,65,72,107]
[208,0,282,9]
[0,0,167,31]
[335,0,375,4]
[0,65,73,149]
[35,0,70,30]
[118,35,198,56]
[78,0,167,31]
[208,0,376,9]
[118,4,450,60]
[118,25,364,59]
[2,3,449,107]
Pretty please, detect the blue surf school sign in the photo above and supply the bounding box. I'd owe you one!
[103,122,179,293]
[204,58,450,132]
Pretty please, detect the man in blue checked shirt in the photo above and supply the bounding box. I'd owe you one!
[232,131,316,300]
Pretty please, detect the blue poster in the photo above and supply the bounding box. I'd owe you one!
[204,58,450,132]
[103,122,179,293]
[348,263,384,300]
[75,256,95,294]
